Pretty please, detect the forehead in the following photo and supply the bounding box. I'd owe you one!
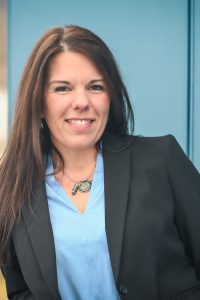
[47,51,103,79]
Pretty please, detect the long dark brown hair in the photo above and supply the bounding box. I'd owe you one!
[0,25,134,262]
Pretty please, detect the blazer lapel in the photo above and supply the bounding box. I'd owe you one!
[103,141,131,284]
[22,179,60,300]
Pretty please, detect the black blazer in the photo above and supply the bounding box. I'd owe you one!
[2,134,200,300]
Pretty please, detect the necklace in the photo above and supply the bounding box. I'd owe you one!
[63,163,96,196]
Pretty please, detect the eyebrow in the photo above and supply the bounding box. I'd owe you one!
[47,78,105,87]
[47,80,70,87]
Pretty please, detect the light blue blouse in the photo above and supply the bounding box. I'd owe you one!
[45,152,121,300]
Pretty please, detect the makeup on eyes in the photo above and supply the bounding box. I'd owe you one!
[46,79,107,94]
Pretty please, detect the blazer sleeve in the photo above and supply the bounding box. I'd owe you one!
[1,240,34,300]
[166,134,200,279]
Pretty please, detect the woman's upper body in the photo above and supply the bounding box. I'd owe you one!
[0,25,200,300]
[2,133,200,300]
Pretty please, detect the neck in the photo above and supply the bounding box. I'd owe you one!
[52,146,98,172]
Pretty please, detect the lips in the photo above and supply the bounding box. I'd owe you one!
[64,119,95,129]
[66,119,94,125]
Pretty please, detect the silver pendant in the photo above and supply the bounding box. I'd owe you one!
[71,180,92,195]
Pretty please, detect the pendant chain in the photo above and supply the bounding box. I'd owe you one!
[62,163,96,183]
[62,163,96,195]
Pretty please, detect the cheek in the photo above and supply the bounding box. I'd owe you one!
[43,97,64,120]
[100,97,110,118]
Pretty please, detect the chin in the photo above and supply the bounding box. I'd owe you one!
[65,141,97,151]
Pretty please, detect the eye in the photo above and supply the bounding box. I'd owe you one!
[89,84,105,93]
[54,85,70,94]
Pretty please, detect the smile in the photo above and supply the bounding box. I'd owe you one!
[65,119,94,125]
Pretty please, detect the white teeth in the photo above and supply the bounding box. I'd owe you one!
[67,119,92,125]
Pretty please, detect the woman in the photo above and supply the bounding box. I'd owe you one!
[0,25,200,300]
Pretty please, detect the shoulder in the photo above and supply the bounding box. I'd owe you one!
[131,134,180,154]
[103,133,180,155]
[103,133,198,173]
[130,134,200,177]
[102,132,198,171]
[128,134,191,167]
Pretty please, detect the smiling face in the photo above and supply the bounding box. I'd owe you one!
[43,51,110,153]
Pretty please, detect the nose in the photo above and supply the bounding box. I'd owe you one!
[72,89,90,111]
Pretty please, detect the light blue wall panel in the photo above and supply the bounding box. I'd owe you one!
[8,0,190,153]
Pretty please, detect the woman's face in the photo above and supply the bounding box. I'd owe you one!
[43,51,110,152]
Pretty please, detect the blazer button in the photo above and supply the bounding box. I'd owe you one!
[118,284,128,295]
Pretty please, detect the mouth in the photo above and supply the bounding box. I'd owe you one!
[65,119,95,126]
